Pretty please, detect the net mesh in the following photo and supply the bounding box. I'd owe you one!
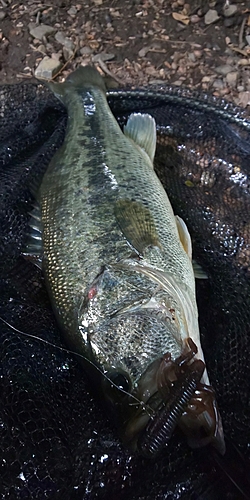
[0,81,250,499]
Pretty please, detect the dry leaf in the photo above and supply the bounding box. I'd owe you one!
[161,35,170,41]
[172,12,190,25]
[236,91,250,108]
[138,46,151,58]
[229,45,249,57]
[238,58,250,66]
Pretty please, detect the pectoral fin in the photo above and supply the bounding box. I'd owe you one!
[123,113,156,163]
[114,199,162,255]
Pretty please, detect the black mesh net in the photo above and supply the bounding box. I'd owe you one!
[0,81,250,499]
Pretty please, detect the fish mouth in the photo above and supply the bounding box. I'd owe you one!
[120,338,225,458]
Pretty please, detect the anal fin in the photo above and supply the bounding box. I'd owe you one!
[175,216,207,279]
[175,215,192,260]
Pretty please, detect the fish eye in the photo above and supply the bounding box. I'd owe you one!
[103,370,132,401]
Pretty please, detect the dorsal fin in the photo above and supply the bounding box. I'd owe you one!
[123,113,156,163]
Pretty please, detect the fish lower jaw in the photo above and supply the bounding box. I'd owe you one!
[120,340,224,458]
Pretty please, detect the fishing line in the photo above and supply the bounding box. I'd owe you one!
[0,315,154,417]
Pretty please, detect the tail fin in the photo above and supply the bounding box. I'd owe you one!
[66,65,106,90]
[44,65,106,102]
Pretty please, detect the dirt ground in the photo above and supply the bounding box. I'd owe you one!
[0,0,250,107]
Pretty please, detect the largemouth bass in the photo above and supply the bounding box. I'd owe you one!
[27,66,224,457]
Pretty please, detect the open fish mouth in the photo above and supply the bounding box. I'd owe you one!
[116,338,226,458]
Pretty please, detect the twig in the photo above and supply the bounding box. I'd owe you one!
[16,73,33,79]
[230,44,249,56]
[29,44,47,55]
[189,1,202,16]
[30,5,51,17]
[239,16,247,49]
[155,38,201,47]
[36,10,41,25]
[148,49,167,54]
[95,57,123,85]
[50,45,78,81]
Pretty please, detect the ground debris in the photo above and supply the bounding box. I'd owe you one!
[0,0,249,109]
[215,65,235,76]
[223,4,238,18]
[55,32,75,51]
[35,56,62,80]
[204,9,220,25]
[92,52,115,63]
[29,23,55,40]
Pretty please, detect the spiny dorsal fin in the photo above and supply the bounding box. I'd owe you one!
[123,113,156,163]
[114,199,162,255]
[22,203,43,269]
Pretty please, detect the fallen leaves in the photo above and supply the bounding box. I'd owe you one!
[1,0,250,110]
[236,91,250,107]
[172,12,190,25]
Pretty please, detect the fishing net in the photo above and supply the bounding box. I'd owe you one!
[0,80,250,499]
